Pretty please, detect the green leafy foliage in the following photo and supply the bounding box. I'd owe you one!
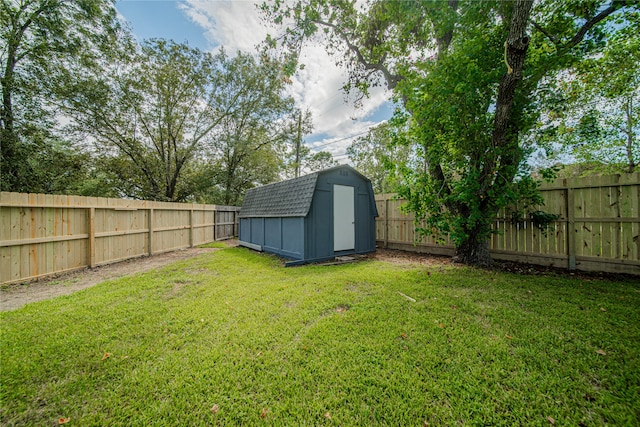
[529,210,561,235]
[533,8,639,175]
[197,52,298,205]
[0,0,130,193]
[57,40,219,201]
[347,121,412,194]
[304,150,337,172]
[58,42,295,202]
[1,2,299,203]
[280,108,335,179]
[263,0,637,264]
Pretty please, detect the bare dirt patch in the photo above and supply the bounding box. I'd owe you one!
[373,248,636,282]
[0,246,227,312]
[371,248,454,267]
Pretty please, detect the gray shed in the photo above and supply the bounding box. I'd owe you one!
[238,165,378,265]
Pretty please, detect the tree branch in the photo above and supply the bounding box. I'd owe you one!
[530,20,559,46]
[311,18,402,90]
[532,1,628,52]
[435,0,459,58]
[563,1,626,51]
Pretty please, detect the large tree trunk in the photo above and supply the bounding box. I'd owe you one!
[453,0,533,267]
[453,229,492,267]
[624,96,636,173]
[491,0,533,149]
[1,36,18,190]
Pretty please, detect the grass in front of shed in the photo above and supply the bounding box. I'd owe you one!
[1,247,639,426]
[198,240,232,249]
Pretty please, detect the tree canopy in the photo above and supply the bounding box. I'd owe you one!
[1,0,129,192]
[263,0,638,265]
[3,0,636,233]
[58,41,296,202]
[1,1,309,204]
[537,8,639,175]
[347,122,411,194]
[204,51,298,205]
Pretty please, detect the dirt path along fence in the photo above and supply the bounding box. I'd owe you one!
[375,173,640,275]
[0,193,240,285]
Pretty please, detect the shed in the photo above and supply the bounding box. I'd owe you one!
[238,165,378,265]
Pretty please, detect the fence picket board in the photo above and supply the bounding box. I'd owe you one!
[23,196,34,279]
[35,200,44,278]
[601,185,615,259]
[575,187,590,258]
[44,195,55,276]
[591,184,604,258]
[11,201,21,281]
[0,196,11,280]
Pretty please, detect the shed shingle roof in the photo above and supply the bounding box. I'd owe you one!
[239,172,319,218]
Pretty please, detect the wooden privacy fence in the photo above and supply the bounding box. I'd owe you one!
[0,192,240,285]
[376,173,640,275]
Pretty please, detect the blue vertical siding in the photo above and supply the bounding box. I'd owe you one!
[307,189,332,259]
[282,218,305,259]
[239,218,251,243]
[264,218,282,250]
[240,217,304,260]
[250,218,265,246]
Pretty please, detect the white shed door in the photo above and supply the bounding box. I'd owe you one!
[333,185,355,251]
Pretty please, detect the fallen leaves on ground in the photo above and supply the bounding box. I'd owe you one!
[211,404,219,414]
[595,349,607,356]
[101,352,110,361]
[547,416,555,424]
[58,417,70,424]
[324,412,331,419]
[260,408,268,419]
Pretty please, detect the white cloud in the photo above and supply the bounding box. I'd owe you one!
[179,1,268,52]
[179,0,392,162]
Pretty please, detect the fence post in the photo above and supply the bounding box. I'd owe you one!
[213,208,217,241]
[148,208,154,255]
[236,208,240,237]
[189,209,194,248]
[566,183,576,270]
[384,197,389,249]
[88,207,96,268]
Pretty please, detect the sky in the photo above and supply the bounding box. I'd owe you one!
[115,0,394,164]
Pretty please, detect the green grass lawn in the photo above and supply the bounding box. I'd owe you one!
[1,247,639,426]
